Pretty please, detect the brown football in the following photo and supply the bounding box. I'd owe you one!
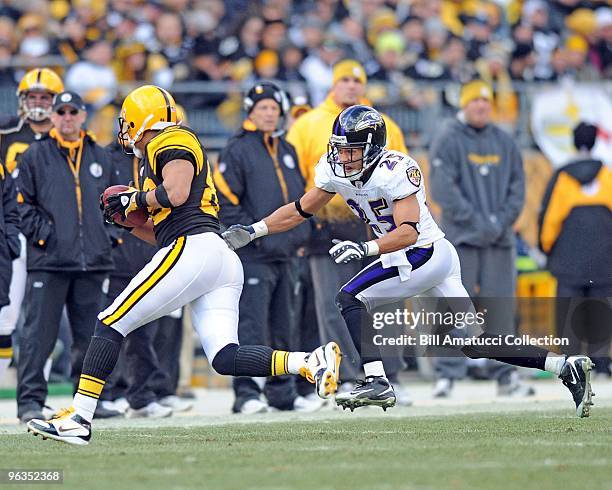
[102,185,149,228]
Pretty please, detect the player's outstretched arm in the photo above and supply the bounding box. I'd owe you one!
[222,187,333,251]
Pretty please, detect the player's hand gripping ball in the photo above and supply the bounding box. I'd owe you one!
[101,185,149,228]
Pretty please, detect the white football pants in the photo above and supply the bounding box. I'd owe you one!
[99,232,242,361]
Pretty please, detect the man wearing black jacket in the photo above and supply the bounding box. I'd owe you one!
[15,92,114,422]
[539,122,612,376]
[0,162,20,380]
[214,82,316,413]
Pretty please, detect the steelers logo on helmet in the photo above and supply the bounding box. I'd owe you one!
[327,105,387,181]
[117,85,178,155]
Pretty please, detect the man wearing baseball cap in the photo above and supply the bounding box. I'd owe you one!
[15,89,116,422]
[214,81,319,414]
[428,79,530,399]
[286,60,410,402]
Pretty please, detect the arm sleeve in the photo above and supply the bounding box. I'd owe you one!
[213,146,256,226]
[2,165,21,259]
[15,150,53,247]
[428,133,479,223]
[497,142,525,230]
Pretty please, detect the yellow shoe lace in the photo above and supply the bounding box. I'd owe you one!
[51,406,75,420]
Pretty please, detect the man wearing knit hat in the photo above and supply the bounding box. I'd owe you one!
[214,81,319,414]
[286,59,411,404]
[428,79,532,399]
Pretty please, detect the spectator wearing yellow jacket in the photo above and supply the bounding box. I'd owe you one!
[286,59,408,386]
[539,122,612,376]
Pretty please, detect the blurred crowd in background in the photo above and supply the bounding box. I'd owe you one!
[0,0,610,144]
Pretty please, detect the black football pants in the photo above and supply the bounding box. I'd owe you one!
[17,271,106,417]
[233,260,298,411]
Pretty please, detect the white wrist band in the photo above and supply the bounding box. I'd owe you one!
[252,221,269,238]
[364,240,379,256]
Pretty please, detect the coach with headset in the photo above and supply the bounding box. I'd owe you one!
[214,82,316,414]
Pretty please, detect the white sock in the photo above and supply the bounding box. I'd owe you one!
[544,353,566,375]
[73,393,97,423]
[364,361,386,378]
[287,352,308,374]
[0,358,10,382]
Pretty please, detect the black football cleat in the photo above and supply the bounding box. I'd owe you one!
[559,355,595,418]
[335,376,396,411]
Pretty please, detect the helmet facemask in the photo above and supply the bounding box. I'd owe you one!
[20,90,54,122]
[327,132,383,181]
[117,110,154,156]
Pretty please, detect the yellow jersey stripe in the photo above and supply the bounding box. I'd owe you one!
[101,236,186,326]
[148,127,204,175]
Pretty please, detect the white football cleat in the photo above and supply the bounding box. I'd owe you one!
[307,342,342,399]
[126,401,172,419]
[27,407,91,446]
[432,378,453,398]
[240,398,269,415]
[159,395,193,412]
[293,395,325,412]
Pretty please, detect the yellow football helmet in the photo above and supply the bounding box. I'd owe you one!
[17,68,64,121]
[117,85,178,153]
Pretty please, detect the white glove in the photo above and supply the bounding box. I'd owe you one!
[329,239,379,264]
[222,221,268,251]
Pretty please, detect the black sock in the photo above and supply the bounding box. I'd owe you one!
[462,333,548,370]
[0,334,12,349]
[81,335,123,381]
[212,343,278,377]
[337,291,381,364]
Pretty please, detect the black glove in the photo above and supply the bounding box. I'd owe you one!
[104,186,146,220]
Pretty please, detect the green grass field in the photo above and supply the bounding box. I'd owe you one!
[1,408,611,490]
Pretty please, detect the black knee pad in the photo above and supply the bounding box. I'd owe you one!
[212,343,239,375]
[335,290,363,313]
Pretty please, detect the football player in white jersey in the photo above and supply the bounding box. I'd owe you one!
[223,105,594,417]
